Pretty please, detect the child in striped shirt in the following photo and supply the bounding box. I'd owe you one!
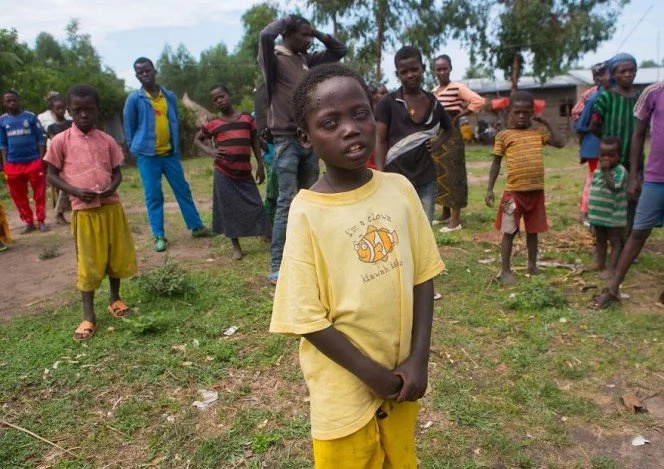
[588,136,627,280]
[486,91,565,285]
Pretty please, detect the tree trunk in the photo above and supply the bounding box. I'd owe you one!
[375,1,386,81]
[510,53,520,92]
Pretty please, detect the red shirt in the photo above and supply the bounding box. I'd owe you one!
[199,113,255,180]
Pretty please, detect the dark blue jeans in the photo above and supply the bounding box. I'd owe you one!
[414,179,436,223]
[270,136,319,272]
[270,137,319,272]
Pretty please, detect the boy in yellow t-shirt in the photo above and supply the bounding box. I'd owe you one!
[485,91,566,285]
[269,63,444,467]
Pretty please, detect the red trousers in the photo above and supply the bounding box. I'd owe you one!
[4,159,47,225]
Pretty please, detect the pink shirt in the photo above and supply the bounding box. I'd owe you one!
[44,125,123,210]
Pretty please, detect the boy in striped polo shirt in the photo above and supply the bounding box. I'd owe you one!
[486,91,565,285]
[587,137,627,280]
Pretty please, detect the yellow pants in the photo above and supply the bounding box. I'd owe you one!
[72,203,137,291]
[313,400,419,469]
[0,202,11,244]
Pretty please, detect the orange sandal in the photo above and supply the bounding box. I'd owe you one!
[73,321,97,341]
[107,300,131,318]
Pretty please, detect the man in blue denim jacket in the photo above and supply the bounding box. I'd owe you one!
[258,15,347,283]
[123,57,210,252]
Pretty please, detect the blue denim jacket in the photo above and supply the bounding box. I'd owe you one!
[123,86,180,158]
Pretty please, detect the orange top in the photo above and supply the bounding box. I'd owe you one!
[493,128,550,192]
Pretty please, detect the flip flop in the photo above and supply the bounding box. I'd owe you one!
[439,224,463,233]
[107,300,132,318]
[589,288,621,309]
[73,321,97,341]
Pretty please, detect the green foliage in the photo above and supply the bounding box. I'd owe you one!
[640,59,659,68]
[156,3,279,114]
[134,256,191,297]
[306,0,488,82]
[1,21,126,121]
[505,277,569,310]
[38,243,61,260]
[472,0,627,89]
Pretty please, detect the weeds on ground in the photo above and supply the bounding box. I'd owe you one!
[133,255,191,297]
[505,277,569,310]
[38,243,61,260]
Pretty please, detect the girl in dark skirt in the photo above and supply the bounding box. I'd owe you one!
[194,85,271,260]
[431,55,485,231]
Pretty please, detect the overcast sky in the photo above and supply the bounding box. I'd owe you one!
[1,0,662,92]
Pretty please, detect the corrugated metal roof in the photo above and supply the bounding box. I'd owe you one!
[461,67,664,94]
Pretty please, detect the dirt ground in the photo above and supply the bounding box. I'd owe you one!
[0,201,217,320]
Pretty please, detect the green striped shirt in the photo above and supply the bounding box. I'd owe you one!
[593,90,642,170]
[587,164,627,228]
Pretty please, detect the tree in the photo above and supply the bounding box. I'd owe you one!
[640,59,658,68]
[463,61,491,80]
[305,0,487,82]
[1,21,126,121]
[475,0,628,92]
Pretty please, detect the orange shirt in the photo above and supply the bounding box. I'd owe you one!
[493,128,549,192]
[44,125,124,211]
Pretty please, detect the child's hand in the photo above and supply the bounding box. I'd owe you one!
[532,115,548,125]
[485,189,495,207]
[365,367,403,401]
[427,137,444,156]
[626,178,642,202]
[393,357,428,402]
[75,188,99,203]
[97,187,115,198]
[255,165,265,184]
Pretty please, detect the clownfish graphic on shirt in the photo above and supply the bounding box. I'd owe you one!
[354,225,399,263]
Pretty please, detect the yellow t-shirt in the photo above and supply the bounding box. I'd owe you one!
[145,89,171,156]
[269,170,445,441]
[492,128,550,191]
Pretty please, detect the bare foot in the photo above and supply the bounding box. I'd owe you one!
[499,271,516,285]
[527,265,542,275]
[232,248,244,261]
[598,269,614,280]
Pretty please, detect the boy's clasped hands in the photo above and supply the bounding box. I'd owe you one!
[367,355,428,402]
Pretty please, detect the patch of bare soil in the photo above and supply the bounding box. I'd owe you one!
[0,203,222,320]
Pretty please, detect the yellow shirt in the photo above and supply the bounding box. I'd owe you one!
[269,171,445,440]
[492,127,550,192]
[145,89,171,156]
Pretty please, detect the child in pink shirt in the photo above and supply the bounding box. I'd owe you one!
[44,85,137,341]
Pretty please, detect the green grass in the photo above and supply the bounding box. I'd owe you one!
[1,148,664,467]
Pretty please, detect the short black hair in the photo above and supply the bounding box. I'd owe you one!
[291,63,371,131]
[208,84,230,94]
[49,96,65,108]
[601,135,621,149]
[509,91,534,107]
[66,84,100,108]
[3,89,19,99]
[368,82,386,95]
[434,54,452,67]
[284,15,311,36]
[394,46,423,67]
[133,57,155,70]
